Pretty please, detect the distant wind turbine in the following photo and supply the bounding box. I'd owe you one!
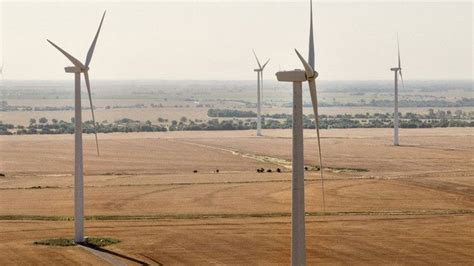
[275,0,324,264]
[390,35,404,146]
[47,10,105,243]
[252,49,270,136]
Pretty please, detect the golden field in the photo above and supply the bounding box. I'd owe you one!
[0,128,473,265]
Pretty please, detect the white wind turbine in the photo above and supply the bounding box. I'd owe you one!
[47,11,105,243]
[390,35,404,146]
[252,49,270,136]
[275,0,324,264]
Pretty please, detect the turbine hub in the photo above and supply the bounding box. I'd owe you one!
[314,70,319,78]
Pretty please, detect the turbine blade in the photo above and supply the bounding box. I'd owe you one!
[295,49,314,79]
[252,49,262,69]
[84,71,100,156]
[261,71,264,101]
[85,10,106,67]
[397,35,401,69]
[262,58,270,70]
[308,79,325,212]
[308,0,315,69]
[399,70,405,89]
[47,39,85,69]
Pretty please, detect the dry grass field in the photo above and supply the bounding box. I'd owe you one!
[0,128,473,265]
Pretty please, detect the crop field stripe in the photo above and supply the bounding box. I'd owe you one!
[1,210,472,221]
[1,175,383,191]
[0,179,325,191]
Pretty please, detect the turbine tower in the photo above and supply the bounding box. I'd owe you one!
[252,49,270,136]
[275,0,324,264]
[47,11,105,243]
[390,36,404,146]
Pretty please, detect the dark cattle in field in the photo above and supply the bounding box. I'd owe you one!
[193,170,198,173]
[276,168,281,173]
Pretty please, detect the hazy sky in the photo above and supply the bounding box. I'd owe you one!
[1,0,472,80]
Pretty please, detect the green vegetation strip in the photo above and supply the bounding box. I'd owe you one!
[2,210,472,222]
[34,237,120,247]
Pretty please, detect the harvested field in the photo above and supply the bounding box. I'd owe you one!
[0,128,473,264]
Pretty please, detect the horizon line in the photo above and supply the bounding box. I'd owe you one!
[1,78,472,82]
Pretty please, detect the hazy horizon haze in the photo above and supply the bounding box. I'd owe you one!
[1,1,472,81]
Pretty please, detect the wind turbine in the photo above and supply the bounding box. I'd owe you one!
[390,35,404,146]
[275,0,324,264]
[252,49,270,136]
[47,11,105,243]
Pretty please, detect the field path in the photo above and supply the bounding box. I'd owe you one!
[79,245,126,266]
[167,138,294,169]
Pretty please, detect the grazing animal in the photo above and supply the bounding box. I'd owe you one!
[276,168,281,173]
[193,170,198,173]
[267,169,272,173]
[304,166,309,171]
[216,169,219,173]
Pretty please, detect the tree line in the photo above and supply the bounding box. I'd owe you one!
[0,109,472,135]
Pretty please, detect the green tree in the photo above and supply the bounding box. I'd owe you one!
[428,109,435,118]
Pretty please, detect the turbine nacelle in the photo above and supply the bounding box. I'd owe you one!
[275,70,307,82]
[65,66,89,73]
[390,67,401,72]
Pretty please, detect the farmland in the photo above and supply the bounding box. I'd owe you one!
[1,80,472,127]
[0,128,473,264]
